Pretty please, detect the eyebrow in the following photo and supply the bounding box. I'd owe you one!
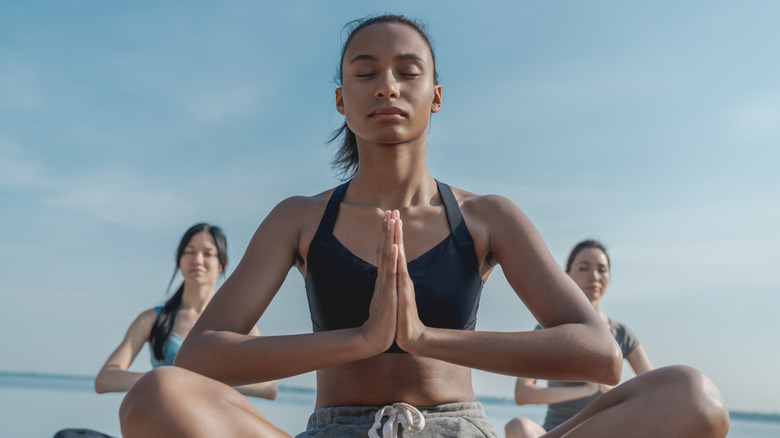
[348,53,426,65]
[185,244,216,250]
[578,261,607,268]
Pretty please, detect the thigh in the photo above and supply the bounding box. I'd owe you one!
[542,366,728,438]
[120,366,290,438]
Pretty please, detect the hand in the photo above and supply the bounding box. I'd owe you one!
[393,212,425,353]
[362,210,399,353]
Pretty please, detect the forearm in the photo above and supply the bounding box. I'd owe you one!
[516,384,597,405]
[404,324,622,384]
[173,328,381,385]
[94,369,145,393]
[234,380,278,400]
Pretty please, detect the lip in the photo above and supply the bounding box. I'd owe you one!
[369,106,407,121]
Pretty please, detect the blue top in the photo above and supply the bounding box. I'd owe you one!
[148,306,184,368]
[305,179,484,353]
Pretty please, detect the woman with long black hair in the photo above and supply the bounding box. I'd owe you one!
[94,222,277,399]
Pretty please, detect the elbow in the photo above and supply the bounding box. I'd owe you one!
[94,374,108,394]
[514,393,529,406]
[268,381,279,400]
[513,388,532,406]
[512,380,535,406]
[581,326,623,385]
[598,341,623,385]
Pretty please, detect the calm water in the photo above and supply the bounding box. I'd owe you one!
[1,372,777,437]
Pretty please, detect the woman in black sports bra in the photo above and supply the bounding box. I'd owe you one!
[119,14,728,438]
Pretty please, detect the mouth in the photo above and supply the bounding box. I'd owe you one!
[369,106,407,121]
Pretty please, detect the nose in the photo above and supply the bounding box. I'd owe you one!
[194,252,205,264]
[375,70,399,99]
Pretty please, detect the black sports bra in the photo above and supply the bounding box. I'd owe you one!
[305,180,484,353]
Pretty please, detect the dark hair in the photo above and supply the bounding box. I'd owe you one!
[149,223,227,361]
[330,14,439,180]
[565,239,610,273]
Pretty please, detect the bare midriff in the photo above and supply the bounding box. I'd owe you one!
[314,353,475,409]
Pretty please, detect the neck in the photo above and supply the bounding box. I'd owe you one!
[350,138,435,210]
[181,282,215,313]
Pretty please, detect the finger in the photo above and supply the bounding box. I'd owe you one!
[383,214,399,276]
[395,219,408,275]
[384,243,398,292]
[377,211,394,264]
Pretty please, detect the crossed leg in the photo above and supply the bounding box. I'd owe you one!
[506,366,728,438]
[119,367,291,438]
[121,365,728,438]
[544,365,728,438]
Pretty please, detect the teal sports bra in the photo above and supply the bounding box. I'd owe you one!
[148,306,184,368]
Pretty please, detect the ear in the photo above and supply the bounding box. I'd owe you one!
[219,258,227,273]
[430,84,442,113]
[335,88,345,115]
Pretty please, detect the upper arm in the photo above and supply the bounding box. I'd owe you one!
[99,309,157,371]
[626,345,653,375]
[191,196,320,336]
[467,194,596,328]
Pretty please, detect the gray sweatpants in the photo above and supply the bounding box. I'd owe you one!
[296,402,497,438]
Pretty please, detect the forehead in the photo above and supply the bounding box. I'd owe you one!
[187,231,217,248]
[574,247,609,265]
[344,22,433,64]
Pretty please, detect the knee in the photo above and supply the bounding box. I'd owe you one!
[505,417,544,438]
[119,367,185,431]
[657,365,730,436]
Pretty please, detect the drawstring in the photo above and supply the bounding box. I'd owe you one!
[368,402,425,438]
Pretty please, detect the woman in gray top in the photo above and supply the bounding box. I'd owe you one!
[506,240,654,438]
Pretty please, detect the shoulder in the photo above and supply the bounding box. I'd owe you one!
[265,187,337,223]
[136,308,159,324]
[245,187,340,258]
[445,184,542,263]
[608,317,641,353]
[449,185,536,241]
[449,185,518,212]
[609,318,634,336]
[123,308,159,339]
[452,186,533,232]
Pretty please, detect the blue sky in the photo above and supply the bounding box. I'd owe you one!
[1,1,778,413]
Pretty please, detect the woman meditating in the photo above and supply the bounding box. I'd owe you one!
[119,14,728,438]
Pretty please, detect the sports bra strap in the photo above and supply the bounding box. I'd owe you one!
[435,179,473,248]
[313,180,351,240]
[313,179,472,247]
